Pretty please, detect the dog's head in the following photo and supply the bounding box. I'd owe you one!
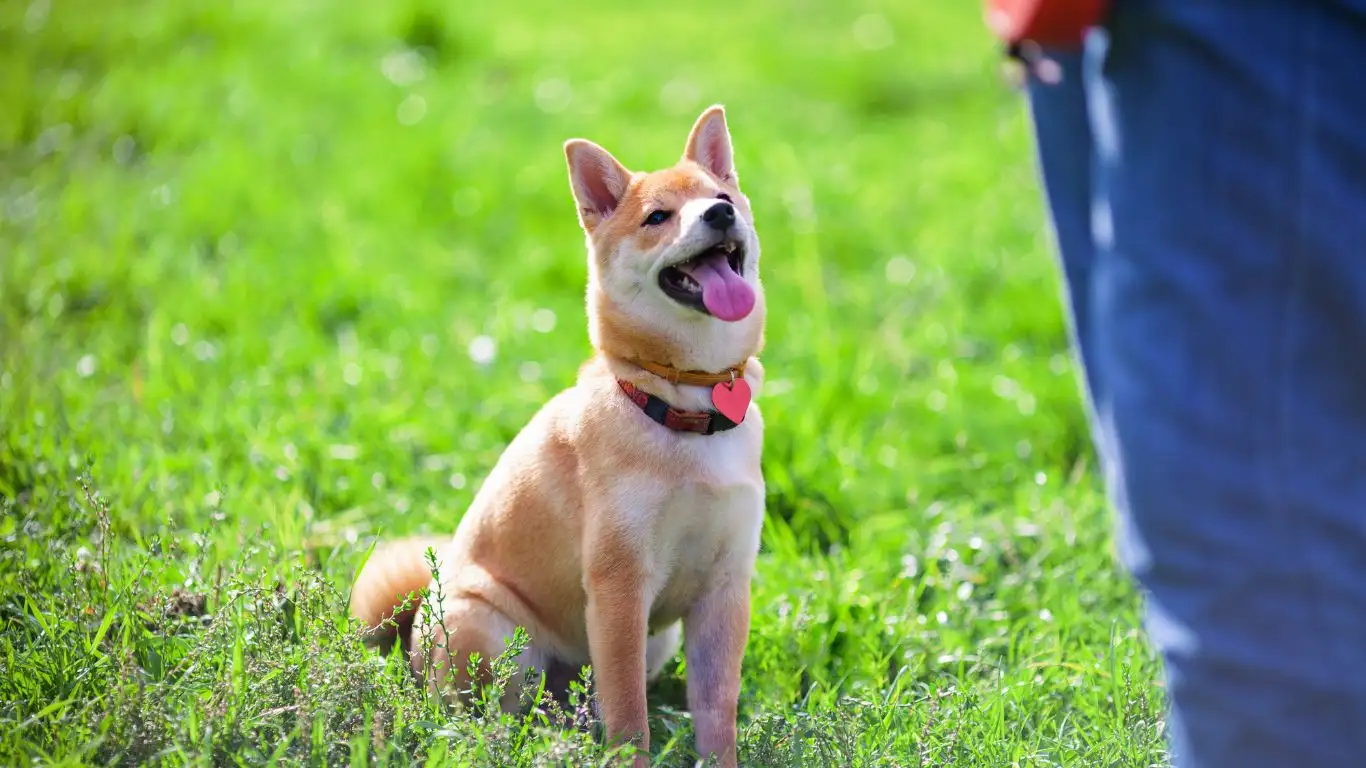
[564,105,764,372]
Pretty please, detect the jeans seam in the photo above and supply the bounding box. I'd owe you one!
[1273,4,1338,679]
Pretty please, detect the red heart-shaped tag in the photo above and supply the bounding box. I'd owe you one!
[711,379,752,424]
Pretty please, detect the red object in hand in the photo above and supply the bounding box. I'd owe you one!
[984,0,1107,48]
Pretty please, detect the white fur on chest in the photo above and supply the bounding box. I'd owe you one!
[637,423,765,629]
[637,496,760,636]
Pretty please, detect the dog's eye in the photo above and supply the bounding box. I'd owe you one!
[642,210,672,227]
[716,193,733,203]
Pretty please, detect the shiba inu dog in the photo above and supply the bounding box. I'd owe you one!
[348,105,766,767]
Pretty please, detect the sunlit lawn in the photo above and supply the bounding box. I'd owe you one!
[0,1,1166,764]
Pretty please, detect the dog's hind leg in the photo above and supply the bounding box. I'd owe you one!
[409,594,547,713]
[646,622,682,681]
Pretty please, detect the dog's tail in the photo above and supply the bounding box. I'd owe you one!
[348,536,447,654]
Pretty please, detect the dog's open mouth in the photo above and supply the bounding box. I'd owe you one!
[658,241,755,322]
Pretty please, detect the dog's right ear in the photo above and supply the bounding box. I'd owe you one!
[564,139,631,231]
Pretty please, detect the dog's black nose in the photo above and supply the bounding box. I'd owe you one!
[702,201,735,231]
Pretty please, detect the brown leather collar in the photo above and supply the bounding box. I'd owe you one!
[626,358,746,387]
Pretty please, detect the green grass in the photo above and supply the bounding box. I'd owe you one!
[0,0,1167,765]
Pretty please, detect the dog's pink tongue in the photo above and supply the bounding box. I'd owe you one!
[678,253,755,322]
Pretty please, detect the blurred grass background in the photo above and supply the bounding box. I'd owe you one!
[0,0,1167,765]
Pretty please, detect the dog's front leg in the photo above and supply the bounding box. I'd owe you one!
[684,576,750,768]
[586,547,650,765]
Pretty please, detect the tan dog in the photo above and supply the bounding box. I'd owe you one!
[348,105,766,767]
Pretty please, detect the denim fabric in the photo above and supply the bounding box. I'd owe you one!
[1024,2,1366,766]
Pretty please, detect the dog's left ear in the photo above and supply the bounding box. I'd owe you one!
[683,105,737,185]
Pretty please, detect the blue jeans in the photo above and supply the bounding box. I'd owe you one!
[1025,2,1366,765]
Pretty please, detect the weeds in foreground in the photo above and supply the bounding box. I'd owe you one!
[1,468,1018,767]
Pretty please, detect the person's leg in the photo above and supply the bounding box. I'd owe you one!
[1083,1,1366,764]
[1023,52,1134,551]
[1024,52,1105,415]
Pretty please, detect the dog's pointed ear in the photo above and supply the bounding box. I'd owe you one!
[683,104,736,185]
[565,139,632,231]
